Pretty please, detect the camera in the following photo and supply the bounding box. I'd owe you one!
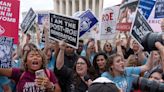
[131,74,164,92]
[141,32,164,52]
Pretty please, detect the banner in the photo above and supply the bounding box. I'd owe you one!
[49,13,80,49]
[21,8,36,33]
[138,0,155,19]
[155,0,164,18]
[100,5,120,40]
[0,36,13,68]
[130,10,153,50]
[0,0,20,44]
[78,10,98,37]
[116,0,139,32]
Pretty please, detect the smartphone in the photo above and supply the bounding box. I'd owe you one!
[35,69,47,78]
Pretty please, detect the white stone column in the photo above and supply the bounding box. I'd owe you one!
[99,0,103,19]
[86,0,89,10]
[53,0,58,13]
[72,0,76,15]
[92,0,96,13]
[59,0,64,14]
[66,0,70,15]
[79,0,83,12]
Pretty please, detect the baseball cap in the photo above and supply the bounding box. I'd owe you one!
[88,77,120,92]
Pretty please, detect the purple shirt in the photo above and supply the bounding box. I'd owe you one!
[11,68,58,92]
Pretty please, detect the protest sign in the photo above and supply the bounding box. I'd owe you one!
[138,0,155,19]
[21,8,37,33]
[0,36,13,68]
[37,13,49,43]
[155,0,164,18]
[0,0,20,44]
[49,13,80,49]
[78,10,98,37]
[130,10,153,51]
[100,5,120,40]
[116,0,139,32]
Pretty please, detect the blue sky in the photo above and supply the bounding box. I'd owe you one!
[20,0,121,23]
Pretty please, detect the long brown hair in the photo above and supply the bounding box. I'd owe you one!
[73,56,97,88]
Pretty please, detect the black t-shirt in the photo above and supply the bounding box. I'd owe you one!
[55,66,73,92]
[55,66,88,92]
[64,53,78,69]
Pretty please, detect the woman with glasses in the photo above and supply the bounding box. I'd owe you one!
[55,40,97,92]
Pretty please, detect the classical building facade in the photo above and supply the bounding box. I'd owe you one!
[53,0,103,19]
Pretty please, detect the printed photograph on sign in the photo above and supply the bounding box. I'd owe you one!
[116,0,139,32]
[78,10,98,37]
[0,36,13,68]
[49,13,80,49]
[37,13,50,43]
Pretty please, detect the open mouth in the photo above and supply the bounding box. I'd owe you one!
[32,61,39,66]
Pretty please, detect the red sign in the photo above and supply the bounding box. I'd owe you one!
[116,23,132,32]
[0,0,20,44]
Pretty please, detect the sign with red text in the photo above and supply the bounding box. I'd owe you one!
[100,5,120,40]
[0,0,20,44]
[116,0,139,32]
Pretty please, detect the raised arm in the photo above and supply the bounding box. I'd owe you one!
[43,25,50,53]
[0,68,12,77]
[56,40,66,70]
[139,42,164,73]
[155,42,164,71]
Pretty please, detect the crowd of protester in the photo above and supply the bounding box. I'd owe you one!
[0,23,164,92]
[1,0,164,91]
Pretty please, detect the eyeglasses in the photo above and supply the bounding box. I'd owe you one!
[76,62,86,65]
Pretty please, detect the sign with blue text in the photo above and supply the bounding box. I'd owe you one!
[49,13,80,49]
[78,10,98,37]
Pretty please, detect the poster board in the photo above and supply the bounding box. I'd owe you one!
[0,0,20,44]
[49,13,80,49]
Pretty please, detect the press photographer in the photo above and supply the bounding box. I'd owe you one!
[131,73,164,92]
[141,32,164,52]
[131,10,164,52]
